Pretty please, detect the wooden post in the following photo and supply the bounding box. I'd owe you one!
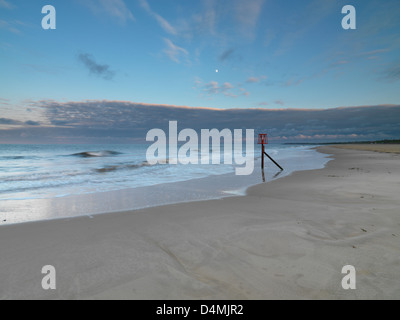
[258,133,283,172]
[261,144,265,170]
[264,152,283,171]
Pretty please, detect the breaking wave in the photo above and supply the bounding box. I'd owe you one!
[0,156,38,160]
[70,150,122,158]
[95,161,152,173]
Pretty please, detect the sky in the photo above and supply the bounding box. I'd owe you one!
[0,0,400,143]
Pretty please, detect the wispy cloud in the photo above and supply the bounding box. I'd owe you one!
[264,29,275,47]
[0,0,14,9]
[219,48,235,61]
[197,0,217,35]
[330,60,350,67]
[360,49,390,57]
[239,88,250,97]
[139,0,177,35]
[234,0,265,38]
[163,38,188,63]
[274,0,336,56]
[246,77,259,83]
[197,78,251,98]
[174,0,264,44]
[204,81,219,94]
[175,0,216,39]
[332,1,400,74]
[22,64,61,75]
[246,76,266,83]
[84,0,134,23]
[0,19,21,34]
[235,0,264,25]
[283,77,305,87]
[328,48,390,70]
[78,53,116,80]
[382,61,400,82]
[357,0,400,37]
[203,81,237,97]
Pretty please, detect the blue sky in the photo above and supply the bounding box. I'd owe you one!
[1,0,400,143]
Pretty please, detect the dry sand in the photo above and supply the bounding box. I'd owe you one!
[332,143,400,154]
[0,146,399,300]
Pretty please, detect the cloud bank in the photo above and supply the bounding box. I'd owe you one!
[1,101,399,144]
[0,118,40,126]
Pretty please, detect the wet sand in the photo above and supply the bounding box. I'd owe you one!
[0,146,399,299]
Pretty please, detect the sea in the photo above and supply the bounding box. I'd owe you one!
[0,143,331,224]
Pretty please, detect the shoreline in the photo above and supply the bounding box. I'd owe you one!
[1,146,399,299]
[0,145,329,226]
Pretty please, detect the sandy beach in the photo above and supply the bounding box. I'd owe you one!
[332,144,400,154]
[0,146,399,300]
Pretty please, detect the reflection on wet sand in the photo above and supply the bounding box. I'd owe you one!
[261,168,283,183]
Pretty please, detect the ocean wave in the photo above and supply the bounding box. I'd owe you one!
[0,156,38,161]
[0,179,84,195]
[1,171,86,183]
[70,150,122,158]
[95,161,151,173]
